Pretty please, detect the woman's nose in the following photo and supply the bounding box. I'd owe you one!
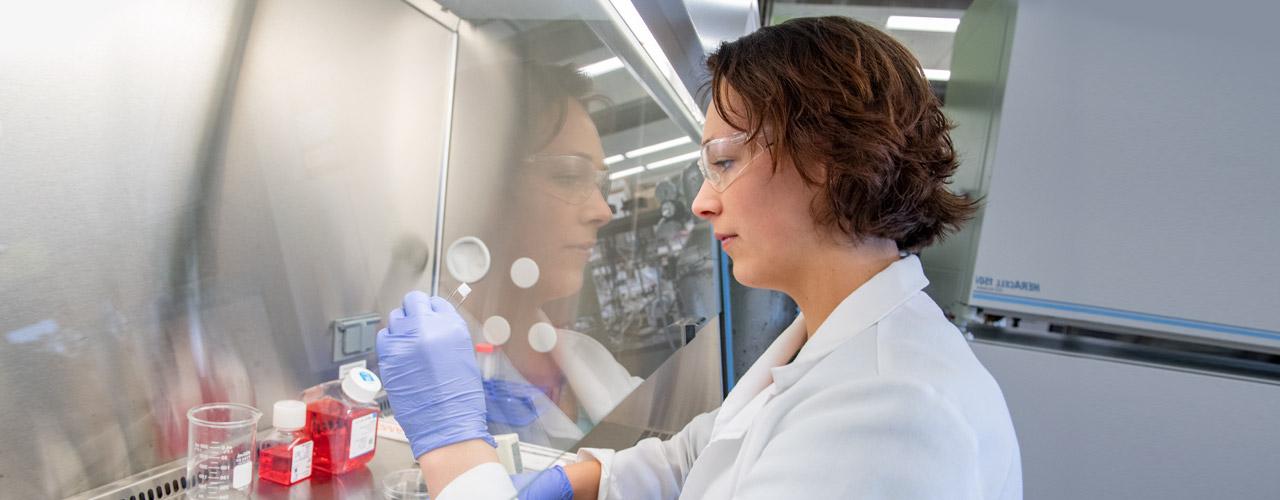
[690,181,721,221]
[583,190,613,228]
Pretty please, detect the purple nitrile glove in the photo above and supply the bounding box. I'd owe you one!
[511,465,574,500]
[376,290,494,459]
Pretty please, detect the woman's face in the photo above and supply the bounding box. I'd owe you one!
[507,98,613,302]
[691,89,824,291]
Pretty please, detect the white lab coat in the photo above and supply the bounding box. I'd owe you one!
[552,328,645,425]
[439,256,1023,499]
[464,312,644,445]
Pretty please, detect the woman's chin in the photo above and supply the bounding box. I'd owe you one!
[731,259,774,290]
[538,272,585,302]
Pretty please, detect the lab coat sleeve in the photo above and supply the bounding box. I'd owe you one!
[576,409,719,500]
[434,462,518,500]
[735,377,983,500]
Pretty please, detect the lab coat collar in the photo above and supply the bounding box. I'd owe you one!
[710,256,928,438]
[712,314,808,432]
[769,255,929,391]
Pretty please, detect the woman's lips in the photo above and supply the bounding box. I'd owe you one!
[565,241,596,255]
[715,233,738,249]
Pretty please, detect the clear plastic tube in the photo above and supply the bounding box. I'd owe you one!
[446,282,472,308]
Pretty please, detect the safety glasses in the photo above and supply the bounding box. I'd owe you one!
[523,154,611,205]
[697,132,765,192]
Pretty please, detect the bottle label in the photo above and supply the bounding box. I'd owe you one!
[348,412,377,458]
[291,440,313,483]
[232,450,252,489]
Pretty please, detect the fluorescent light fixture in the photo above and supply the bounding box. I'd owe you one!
[606,0,704,125]
[609,165,646,180]
[645,150,700,170]
[604,154,626,165]
[923,69,951,81]
[579,57,624,78]
[624,136,692,159]
[886,16,960,33]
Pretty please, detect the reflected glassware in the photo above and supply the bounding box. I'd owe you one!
[383,468,431,499]
[186,403,263,499]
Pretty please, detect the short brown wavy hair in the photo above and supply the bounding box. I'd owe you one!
[706,16,976,251]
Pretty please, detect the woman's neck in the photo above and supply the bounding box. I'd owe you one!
[785,238,901,339]
[467,285,553,363]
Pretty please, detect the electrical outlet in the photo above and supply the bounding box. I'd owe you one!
[332,313,381,362]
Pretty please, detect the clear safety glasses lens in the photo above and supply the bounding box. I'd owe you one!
[697,133,761,192]
[524,155,611,204]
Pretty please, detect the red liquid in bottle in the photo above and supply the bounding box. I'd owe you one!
[307,397,379,475]
[259,443,312,485]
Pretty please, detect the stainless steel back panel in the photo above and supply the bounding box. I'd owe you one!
[1,1,455,496]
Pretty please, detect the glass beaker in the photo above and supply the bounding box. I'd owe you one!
[187,403,263,499]
[382,468,431,499]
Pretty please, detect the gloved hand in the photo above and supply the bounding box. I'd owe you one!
[484,378,552,427]
[377,291,494,459]
[511,465,574,500]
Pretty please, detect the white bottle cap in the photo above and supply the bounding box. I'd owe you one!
[272,400,307,431]
[342,368,382,404]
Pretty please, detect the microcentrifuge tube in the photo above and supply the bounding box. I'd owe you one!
[447,282,472,308]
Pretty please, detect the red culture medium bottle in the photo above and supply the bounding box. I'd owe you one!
[258,399,313,485]
[301,367,382,475]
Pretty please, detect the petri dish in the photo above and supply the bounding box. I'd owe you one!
[383,468,431,499]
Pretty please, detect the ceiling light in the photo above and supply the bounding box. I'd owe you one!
[923,69,951,81]
[605,0,704,126]
[578,57,624,78]
[886,16,960,33]
[624,136,692,158]
[604,154,626,165]
[609,165,646,180]
[645,150,700,170]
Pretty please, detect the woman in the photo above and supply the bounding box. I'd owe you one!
[438,61,642,447]
[378,16,1022,499]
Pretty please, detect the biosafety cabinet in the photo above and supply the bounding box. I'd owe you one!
[0,1,757,497]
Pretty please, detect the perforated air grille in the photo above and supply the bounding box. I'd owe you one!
[117,475,185,500]
[64,462,188,500]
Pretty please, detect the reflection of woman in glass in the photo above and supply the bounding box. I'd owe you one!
[451,63,640,447]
